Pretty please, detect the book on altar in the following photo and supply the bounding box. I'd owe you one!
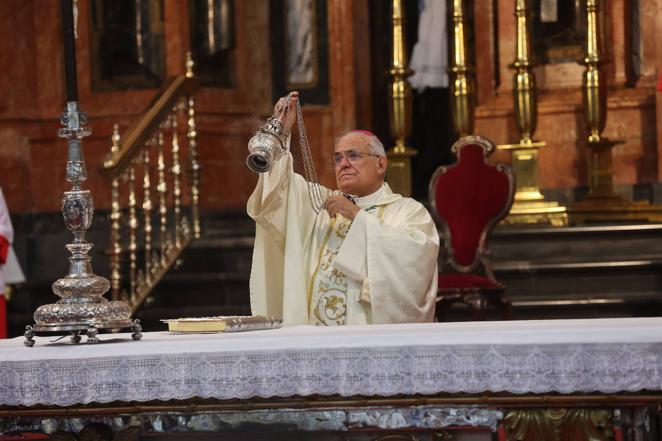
[162,315,282,333]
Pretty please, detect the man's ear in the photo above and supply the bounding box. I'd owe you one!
[378,156,388,176]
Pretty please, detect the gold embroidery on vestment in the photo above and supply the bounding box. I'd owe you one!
[309,206,388,326]
[307,217,337,309]
[310,216,350,326]
[336,219,351,239]
[320,248,337,271]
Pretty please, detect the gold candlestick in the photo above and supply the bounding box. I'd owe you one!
[580,0,620,200]
[570,0,662,223]
[386,0,416,197]
[499,0,567,226]
[449,0,475,138]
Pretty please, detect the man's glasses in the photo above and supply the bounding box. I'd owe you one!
[332,150,381,167]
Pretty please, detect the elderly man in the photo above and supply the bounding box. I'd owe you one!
[248,93,439,326]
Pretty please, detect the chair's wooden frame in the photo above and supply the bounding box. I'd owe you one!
[428,136,516,320]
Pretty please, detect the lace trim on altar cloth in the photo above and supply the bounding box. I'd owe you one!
[2,342,662,407]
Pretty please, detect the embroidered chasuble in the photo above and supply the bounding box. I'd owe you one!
[248,152,440,326]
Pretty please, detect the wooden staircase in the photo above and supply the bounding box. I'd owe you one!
[101,54,201,314]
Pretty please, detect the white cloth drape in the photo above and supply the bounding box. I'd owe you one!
[409,0,449,90]
[3,318,662,406]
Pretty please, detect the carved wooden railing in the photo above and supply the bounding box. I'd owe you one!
[102,55,201,313]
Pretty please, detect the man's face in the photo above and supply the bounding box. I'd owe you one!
[333,133,387,196]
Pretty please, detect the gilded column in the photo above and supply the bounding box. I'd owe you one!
[499,0,567,226]
[449,0,475,137]
[386,0,416,197]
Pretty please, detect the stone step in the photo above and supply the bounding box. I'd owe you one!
[163,220,662,302]
[490,223,662,262]
[496,257,662,301]
[187,220,662,265]
[159,261,662,298]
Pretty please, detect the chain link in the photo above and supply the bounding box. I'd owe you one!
[279,94,325,214]
[296,101,325,213]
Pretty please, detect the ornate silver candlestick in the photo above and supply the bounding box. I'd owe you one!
[24,102,142,346]
[24,0,140,346]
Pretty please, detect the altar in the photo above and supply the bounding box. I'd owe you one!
[1,318,662,440]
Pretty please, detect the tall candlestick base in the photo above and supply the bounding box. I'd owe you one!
[24,102,140,347]
[569,194,662,224]
[569,139,662,224]
[499,140,568,226]
[386,147,416,197]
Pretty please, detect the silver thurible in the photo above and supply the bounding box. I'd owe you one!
[246,117,288,173]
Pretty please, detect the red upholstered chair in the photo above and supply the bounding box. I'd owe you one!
[428,136,515,320]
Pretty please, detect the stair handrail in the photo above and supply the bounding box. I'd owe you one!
[102,75,199,176]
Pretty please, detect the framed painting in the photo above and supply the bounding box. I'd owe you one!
[270,0,330,105]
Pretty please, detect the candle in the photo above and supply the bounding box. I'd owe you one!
[60,0,78,102]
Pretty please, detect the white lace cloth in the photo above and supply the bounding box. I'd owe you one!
[2,318,662,407]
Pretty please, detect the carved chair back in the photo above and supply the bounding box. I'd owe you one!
[429,135,515,276]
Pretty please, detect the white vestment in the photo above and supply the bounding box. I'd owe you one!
[247,152,440,326]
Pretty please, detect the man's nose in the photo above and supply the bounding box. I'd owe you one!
[338,155,352,168]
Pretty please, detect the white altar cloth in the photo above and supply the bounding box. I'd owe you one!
[1,317,662,407]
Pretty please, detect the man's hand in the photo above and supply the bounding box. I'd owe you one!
[324,195,360,221]
[274,91,299,135]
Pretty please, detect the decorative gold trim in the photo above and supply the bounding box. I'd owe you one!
[307,217,338,312]
[2,394,661,417]
[503,408,613,441]
[372,436,419,441]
